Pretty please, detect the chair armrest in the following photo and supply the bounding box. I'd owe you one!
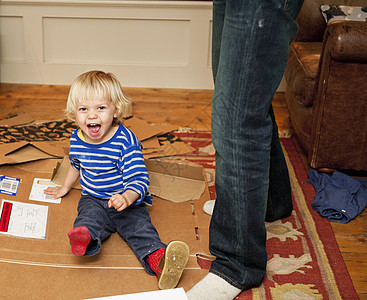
[326,21,367,61]
[309,21,367,169]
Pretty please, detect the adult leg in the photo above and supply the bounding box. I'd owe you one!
[188,0,302,297]
[203,105,293,221]
[265,105,293,222]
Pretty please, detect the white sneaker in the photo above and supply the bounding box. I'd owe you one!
[203,200,216,215]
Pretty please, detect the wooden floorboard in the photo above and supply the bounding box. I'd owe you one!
[1,83,366,298]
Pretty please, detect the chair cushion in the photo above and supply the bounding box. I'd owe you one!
[284,42,322,107]
[321,5,367,24]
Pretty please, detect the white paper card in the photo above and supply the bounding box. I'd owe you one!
[29,178,61,204]
[87,288,188,300]
[0,200,49,239]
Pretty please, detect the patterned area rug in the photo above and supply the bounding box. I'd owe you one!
[0,120,76,143]
[173,132,358,300]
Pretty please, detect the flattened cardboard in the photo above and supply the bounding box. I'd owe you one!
[0,162,211,299]
[0,141,67,165]
[145,159,205,203]
[141,136,160,149]
[0,112,34,126]
[143,142,195,159]
[124,117,178,141]
[0,115,209,297]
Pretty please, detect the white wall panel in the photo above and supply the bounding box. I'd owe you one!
[0,0,285,90]
[0,15,26,62]
[43,17,190,65]
[0,0,214,89]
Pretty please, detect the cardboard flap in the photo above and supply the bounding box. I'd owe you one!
[31,140,68,157]
[146,159,205,203]
[143,142,195,159]
[0,112,34,126]
[51,156,82,189]
[124,117,177,142]
[0,142,35,165]
[0,141,67,166]
[145,159,204,181]
[0,141,29,156]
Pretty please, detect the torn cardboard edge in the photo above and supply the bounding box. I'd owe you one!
[143,141,195,159]
[51,157,205,203]
[0,141,68,166]
[124,117,178,142]
[0,112,34,127]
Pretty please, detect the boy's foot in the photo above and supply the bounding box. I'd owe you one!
[157,241,190,290]
[67,226,91,256]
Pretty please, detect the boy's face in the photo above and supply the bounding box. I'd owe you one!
[75,94,118,144]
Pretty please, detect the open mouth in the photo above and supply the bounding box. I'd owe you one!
[87,123,101,137]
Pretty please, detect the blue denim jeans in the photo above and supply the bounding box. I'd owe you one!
[209,0,303,290]
[74,194,166,275]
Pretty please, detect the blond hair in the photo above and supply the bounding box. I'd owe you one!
[65,70,131,123]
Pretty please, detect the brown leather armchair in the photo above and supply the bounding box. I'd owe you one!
[284,0,367,171]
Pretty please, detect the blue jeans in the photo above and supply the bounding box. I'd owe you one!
[209,0,303,290]
[74,194,166,275]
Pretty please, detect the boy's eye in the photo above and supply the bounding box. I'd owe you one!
[78,107,87,112]
[98,106,106,110]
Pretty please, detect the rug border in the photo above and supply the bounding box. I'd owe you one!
[281,137,358,299]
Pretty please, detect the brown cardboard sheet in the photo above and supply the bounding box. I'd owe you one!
[141,136,160,149]
[143,141,195,159]
[0,160,211,299]
[0,141,68,165]
[0,112,34,127]
[0,114,209,298]
[124,117,194,159]
[124,117,178,142]
[146,159,205,203]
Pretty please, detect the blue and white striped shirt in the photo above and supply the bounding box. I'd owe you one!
[69,123,153,206]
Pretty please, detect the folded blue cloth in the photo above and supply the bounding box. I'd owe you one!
[308,169,367,223]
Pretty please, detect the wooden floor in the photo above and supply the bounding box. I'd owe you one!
[1,84,366,299]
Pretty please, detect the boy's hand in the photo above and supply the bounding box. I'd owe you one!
[43,165,79,200]
[108,190,139,211]
[44,185,69,200]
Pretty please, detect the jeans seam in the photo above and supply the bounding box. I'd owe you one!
[210,269,243,290]
[284,0,289,12]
